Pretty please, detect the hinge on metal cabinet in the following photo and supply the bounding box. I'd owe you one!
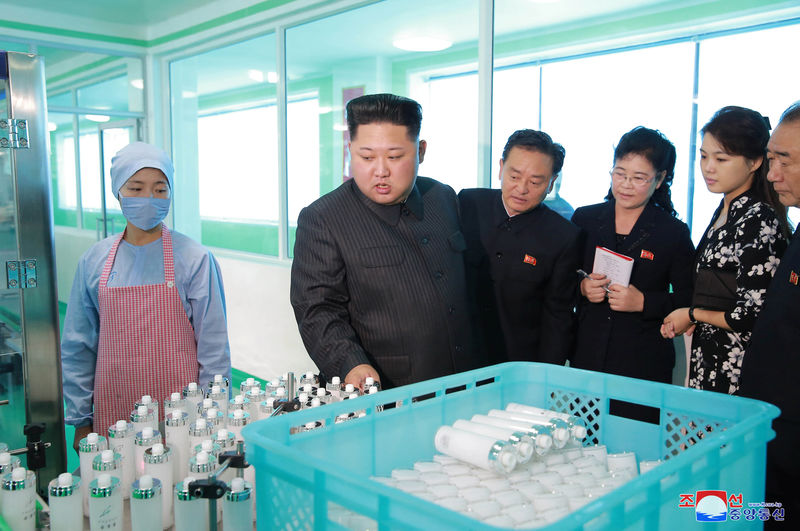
[6,260,37,289]
[0,119,30,149]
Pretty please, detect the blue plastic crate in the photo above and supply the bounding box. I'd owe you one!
[242,362,778,530]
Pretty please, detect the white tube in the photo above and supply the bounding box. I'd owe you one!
[433,426,517,474]
[452,419,535,463]
[505,403,589,441]
[487,409,571,448]
[107,420,135,500]
[471,414,554,455]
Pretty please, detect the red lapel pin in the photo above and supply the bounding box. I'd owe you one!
[523,254,536,266]
[640,250,654,260]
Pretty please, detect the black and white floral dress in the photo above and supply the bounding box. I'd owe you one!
[688,191,787,394]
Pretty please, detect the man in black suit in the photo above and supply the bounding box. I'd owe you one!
[740,102,800,525]
[459,130,581,364]
[290,93,479,389]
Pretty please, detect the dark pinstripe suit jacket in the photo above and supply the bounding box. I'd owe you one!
[290,177,480,388]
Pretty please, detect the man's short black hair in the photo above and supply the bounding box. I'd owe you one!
[501,129,565,176]
[346,93,423,141]
[779,101,800,126]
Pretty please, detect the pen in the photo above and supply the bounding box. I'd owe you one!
[577,269,612,293]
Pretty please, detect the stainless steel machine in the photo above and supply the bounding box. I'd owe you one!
[1,50,66,496]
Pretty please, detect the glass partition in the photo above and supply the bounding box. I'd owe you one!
[170,33,279,255]
[286,0,481,255]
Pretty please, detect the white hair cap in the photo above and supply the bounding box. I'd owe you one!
[110,142,174,198]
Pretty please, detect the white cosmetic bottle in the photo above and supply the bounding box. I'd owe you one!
[434,426,517,474]
[1,467,37,531]
[88,474,122,531]
[133,427,162,478]
[92,450,123,499]
[130,405,158,436]
[222,477,254,530]
[130,475,163,531]
[143,443,174,529]
[173,477,209,531]
[165,409,190,480]
[48,473,82,531]
[182,382,204,424]
[78,432,108,515]
[107,420,135,499]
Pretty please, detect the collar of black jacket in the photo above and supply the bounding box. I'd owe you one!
[492,189,546,232]
[351,178,424,225]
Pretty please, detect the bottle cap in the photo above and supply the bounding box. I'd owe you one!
[311,398,322,408]
[304,371,315,379]
[49,473,78,497]
[368,386,378,394]
[345,383,355,393]
[171,392,181,401]
[80,433,106,453]
[143,427,154,438]
[202,398,213,408]
[349,393,358,399]
[316,388,326,397]
[2,467,29,491]
[214,374,223,383]
[332,376,341,385]
[305,421,317,430]
[275,388,286,397]
[132,475,162,499]
[196,418,207,429]
[90,474,120,498]
[108,420,131,439]
[138,405,148,416]
[216,429,229,439]
[140,475,153,489]
[201,440,214,452]
[207,408,219,420]
[152,443,165,455]
[141,395,152,405]
[93,451,120,471]
[301,384,313,393]
[267,397,277,407]
[145,444,171,464]
[115,420,127,430]
[233,409,244,419]
[246,377,255,386]
[365,377,375,386]
[188,382,198,391]
[225,478,251,502]
[234,395,244,404]
[299,392,309,402]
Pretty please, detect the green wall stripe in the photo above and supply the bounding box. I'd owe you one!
[0,19,146,46]
[46,56,122,86]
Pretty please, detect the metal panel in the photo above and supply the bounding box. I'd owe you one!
[3,51,66,496]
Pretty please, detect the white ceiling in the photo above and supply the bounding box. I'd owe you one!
[0,0,222,26]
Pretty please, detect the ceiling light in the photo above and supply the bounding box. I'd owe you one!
[267,71,279,83]
[248,69,264,82]
[130,78,144,89]
[48,122,57,132]
[393,37,452,52]
[318,106,332,114]
[85,115,110,123]
[181,90,197,98]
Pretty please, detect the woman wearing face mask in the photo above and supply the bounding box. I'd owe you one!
[662,107,789,394]
[61,142,231,449]
[571,127,695,387]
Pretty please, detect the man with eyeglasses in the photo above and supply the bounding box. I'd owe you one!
[740,102,800,526]
[459,129,581,365]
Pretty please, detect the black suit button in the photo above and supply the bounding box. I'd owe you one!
[496,252,503,259]
[434,271,443,280]
[455,345,463,353]
[448,306,455,314]
[421,237,429,245]
[402,207,410,216]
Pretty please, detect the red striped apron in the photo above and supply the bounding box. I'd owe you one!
[93,224,198,436]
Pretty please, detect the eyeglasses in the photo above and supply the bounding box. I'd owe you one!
[609,169,655,187]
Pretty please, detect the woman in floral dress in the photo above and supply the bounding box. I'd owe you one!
[662,106,790,394]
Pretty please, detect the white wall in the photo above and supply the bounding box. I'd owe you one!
[53,226,315,380]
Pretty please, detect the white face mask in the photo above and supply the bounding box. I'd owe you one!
[120,196,171,230]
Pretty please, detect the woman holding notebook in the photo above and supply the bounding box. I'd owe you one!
[571,127,695,385]
[661,107,789,394]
